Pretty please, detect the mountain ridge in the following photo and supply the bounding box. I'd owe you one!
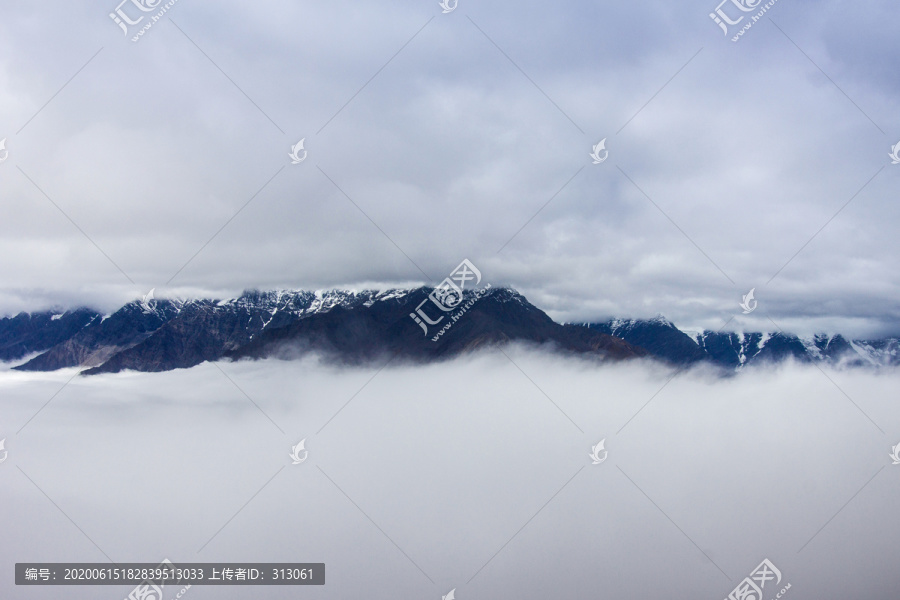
[1,287,896,374]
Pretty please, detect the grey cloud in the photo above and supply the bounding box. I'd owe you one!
[0,0,896,336]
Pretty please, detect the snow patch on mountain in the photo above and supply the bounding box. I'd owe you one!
[800,335,824,360]
[683,330,702,345]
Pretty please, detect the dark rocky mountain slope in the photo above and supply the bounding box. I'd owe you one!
[2,288,895,374]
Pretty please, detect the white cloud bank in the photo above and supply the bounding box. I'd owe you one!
[1,350,898,598]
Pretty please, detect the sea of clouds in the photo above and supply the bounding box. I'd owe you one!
[1,349,898,599]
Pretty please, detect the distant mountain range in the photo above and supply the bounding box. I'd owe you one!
[586,316,899,369]
[0,287,896,375]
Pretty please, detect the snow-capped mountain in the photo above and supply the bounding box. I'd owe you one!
[586,316,900,369]
[1,290,896,374]
[2,287,642,374]
[0,308,101,362]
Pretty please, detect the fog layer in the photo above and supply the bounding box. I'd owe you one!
[1,351,898,599]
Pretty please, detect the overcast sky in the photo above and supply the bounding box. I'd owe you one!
[0,0,898,337]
